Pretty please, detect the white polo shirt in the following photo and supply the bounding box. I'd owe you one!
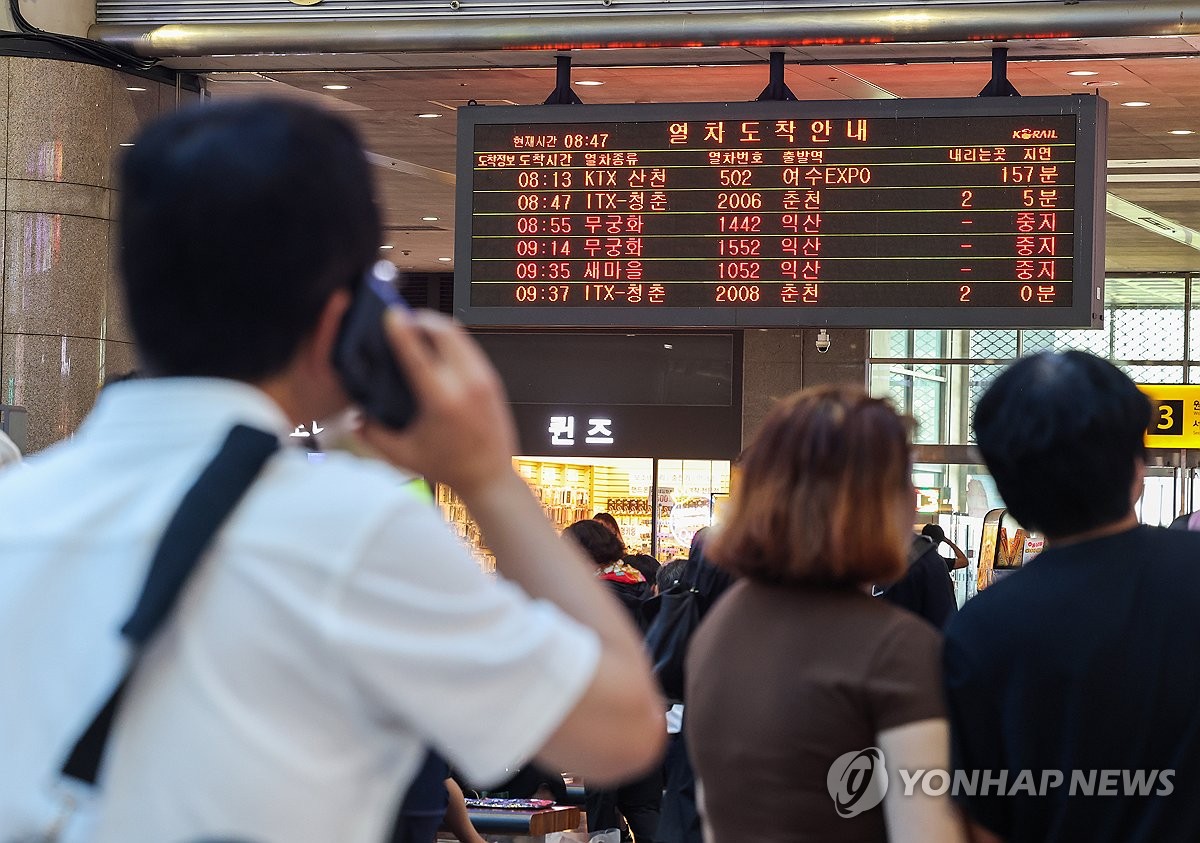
[0,378,600,843]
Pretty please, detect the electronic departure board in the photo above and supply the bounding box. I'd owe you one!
[454,96,1106,328]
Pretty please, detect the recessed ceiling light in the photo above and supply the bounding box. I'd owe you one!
[416,113,443,119]
[421,216,439,221]
[438,256,452,262]
[379,244,395,250]
[1082,80,1119,87]
[576,80,605,86]
[322,84,350,91]
[118,142,135,147]
[1170,130,1196,135]
[1066,71,1098,77]
[1122,101,1151,107]
[126,86,147,91]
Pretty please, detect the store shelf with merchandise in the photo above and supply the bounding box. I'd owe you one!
[437,456,730,571]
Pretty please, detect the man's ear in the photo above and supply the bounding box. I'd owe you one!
[1130,458,1147,506]
[309,288,353,372]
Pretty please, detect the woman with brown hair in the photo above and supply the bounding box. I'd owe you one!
[684,386,967,843]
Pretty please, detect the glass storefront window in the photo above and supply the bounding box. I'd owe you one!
[437,456,731,571]
[912,462,1001,602]
[654,460,731,562]
[1112,308,1184,361]
[870,275,1194,447]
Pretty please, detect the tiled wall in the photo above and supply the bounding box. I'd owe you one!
[0,57,195,452]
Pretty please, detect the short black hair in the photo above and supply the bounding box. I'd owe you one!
[972,351,1150,539]
[657,558,686,592]
[118,98,381,380]
[565,519,625,566]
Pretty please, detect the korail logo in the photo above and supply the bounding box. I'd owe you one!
[826,747,888,818]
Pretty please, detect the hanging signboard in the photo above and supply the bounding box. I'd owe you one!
[456,95,1106,328]
[1140,384,1200,449]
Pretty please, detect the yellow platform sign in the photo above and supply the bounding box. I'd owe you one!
[1139,384,1200,448]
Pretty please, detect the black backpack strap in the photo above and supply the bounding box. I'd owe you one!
[61,424,280,785]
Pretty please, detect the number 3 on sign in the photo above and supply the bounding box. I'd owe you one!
[1153,400,1183,436]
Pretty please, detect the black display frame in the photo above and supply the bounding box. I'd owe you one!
[455,95,1106,329]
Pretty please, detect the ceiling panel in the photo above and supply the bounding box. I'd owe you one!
[205,45,1200,275]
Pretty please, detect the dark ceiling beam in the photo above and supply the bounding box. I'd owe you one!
[92,1,1200,58]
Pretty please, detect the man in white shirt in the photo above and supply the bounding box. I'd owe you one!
[0,429,19,469]
[0,99,664,843]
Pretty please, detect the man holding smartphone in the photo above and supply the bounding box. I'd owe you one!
[0,99,663,843]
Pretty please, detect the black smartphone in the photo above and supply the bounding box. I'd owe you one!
[331,260,419,429]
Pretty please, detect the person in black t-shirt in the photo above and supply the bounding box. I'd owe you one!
[920,522,969,572]
[945,350,1200,843]
[656,527,733,843]
[875,533,958,629]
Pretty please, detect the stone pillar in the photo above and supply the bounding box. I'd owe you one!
[0,55,195,452]
[741,328,869,447]
[13,0,95,37]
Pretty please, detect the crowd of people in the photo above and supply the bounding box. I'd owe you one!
[1,97,1198,843]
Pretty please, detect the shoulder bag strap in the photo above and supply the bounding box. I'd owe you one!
[60,424,280,786]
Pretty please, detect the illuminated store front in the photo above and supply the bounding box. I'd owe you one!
[437,331,741,571]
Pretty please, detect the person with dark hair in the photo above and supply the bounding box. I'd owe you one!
[568,519,652,625]
[0,99,665,843]
[946,350,1200,843]
[592,511,623,536]
[685,387,966,843]
[594,511,660,584]
[920,523,969,572]
[655,559,686,595]
[565,520,660,842]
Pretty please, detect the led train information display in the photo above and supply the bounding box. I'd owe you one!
[454,96,1105,327]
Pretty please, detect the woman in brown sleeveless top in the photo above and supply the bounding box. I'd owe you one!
[685,386,968,843]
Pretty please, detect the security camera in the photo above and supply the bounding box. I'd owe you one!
[815,328,831,354]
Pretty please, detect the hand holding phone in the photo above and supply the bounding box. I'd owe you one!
[332,260,419,429]
[355,309,519,501]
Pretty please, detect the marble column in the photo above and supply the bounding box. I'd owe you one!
[0,56,194,452]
